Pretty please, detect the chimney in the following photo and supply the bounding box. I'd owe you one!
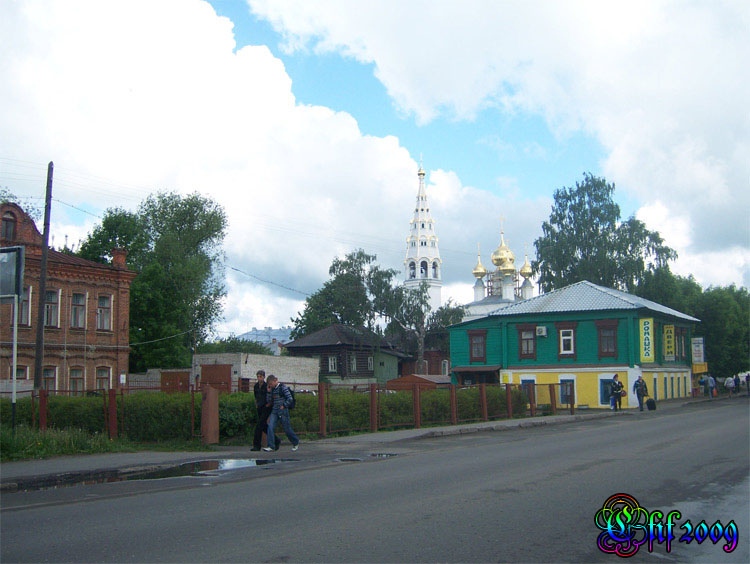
[111,248,127,268]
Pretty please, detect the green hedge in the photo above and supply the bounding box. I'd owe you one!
[0,385,529,442]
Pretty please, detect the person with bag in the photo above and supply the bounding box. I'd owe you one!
[251,370,280,451]
[610,374,624,411]
[633,375,648,411]
[263,375,300,452]
[708,374,716,399]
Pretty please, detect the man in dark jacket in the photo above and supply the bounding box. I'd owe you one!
[263,375,300,452]
[610,374,624,411]
[251,370,279,451]
[633,375,648,411]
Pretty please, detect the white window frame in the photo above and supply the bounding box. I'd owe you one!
[328,356,338,373]
[44,288,61,328]
[559,329,575,355]
[350,354,357,373]
[71,291,87,329]
[558,374,577,405]
[96,366,112,390]
[69,367,85,395]
[96,293,113,331]
[10,286,32,325]
[441,360,449,376]
[368,356,374,371]
[42,366,57,390]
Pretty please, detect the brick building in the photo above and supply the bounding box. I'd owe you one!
[1,202,136,393]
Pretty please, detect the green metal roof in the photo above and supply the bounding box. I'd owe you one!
[486,280,700,322]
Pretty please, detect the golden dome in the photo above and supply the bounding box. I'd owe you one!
[491,229,515,267]
[500,254,516,275]
[520,255,532,278]
[473,245,488,279]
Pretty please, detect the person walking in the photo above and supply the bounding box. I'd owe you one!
[725,376,735,397]
[633,375,648,411]
[263,375,300,452]
[610,374,624,411]
[708,374,716,399]
[251,370,280,451]
[734,374,741,396]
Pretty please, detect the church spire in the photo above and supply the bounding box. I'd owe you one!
[404,160,442,312]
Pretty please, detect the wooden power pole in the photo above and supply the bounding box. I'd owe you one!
[33,161,53,390]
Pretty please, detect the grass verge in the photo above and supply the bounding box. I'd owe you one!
[0,425,208,462]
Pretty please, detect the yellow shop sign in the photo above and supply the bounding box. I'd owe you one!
[640,318,655,363]
[664,325,675,361]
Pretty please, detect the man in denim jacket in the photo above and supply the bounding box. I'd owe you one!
[263,375,300,452]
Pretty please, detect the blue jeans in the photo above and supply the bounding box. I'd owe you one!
[267,409,299,448]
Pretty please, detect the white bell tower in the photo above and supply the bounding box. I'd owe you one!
[404,162,442,312]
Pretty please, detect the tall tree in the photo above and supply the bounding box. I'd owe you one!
[292,249,465,372]
[636,268,749,379]
[533,173,676,292]
[77,192,227,370]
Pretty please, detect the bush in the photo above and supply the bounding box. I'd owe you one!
[120,392,196,441]
[0,424,116,461]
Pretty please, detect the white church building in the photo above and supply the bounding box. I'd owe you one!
[403,163,442,313]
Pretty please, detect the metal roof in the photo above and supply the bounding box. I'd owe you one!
[487,281,700,322]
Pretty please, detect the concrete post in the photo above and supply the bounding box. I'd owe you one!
[201,386,219,445]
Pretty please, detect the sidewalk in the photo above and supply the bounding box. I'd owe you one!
[0,397,716,492]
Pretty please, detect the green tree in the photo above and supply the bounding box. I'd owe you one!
[196,335,271,355]
[77,192,227,371]
[692,285,749,380]
[636,268,749,380]
[533,173,676,292]
[291,250,393,338]
[292,250,465,373]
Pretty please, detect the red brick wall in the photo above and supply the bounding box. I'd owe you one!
[1,203,136,391]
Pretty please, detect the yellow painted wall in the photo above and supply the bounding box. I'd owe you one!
[509,370,626,408]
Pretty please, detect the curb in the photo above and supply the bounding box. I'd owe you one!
[0,411,628,492]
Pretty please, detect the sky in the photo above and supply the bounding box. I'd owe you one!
[1,0,748,338]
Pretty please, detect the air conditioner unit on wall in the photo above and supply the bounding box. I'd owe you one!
[536,326,547,337]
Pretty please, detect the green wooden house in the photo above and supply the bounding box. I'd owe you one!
[449,281,699,408]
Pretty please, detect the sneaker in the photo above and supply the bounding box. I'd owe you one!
[250,447,260,451]
[292,443,299,451]
[262,447,274,452]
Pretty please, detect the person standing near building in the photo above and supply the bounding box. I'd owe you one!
[251,370,279,451]
[708,374,716,399]
[610,374,624,411]
[633,375,648,411]
[263,375,300,452]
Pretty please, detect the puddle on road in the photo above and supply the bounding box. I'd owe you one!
[335,454,399,463]
[15,459,295,492]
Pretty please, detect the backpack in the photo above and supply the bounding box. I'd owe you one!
[281,384,296,410]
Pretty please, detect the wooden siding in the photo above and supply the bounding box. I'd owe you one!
[450,310,694,371]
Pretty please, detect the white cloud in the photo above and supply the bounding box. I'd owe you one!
[0,0,490,333]
[250,0,750,286]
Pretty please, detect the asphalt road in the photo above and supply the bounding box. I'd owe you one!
[2,400,748,563]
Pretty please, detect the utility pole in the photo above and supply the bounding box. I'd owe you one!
[33,161,53,390]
